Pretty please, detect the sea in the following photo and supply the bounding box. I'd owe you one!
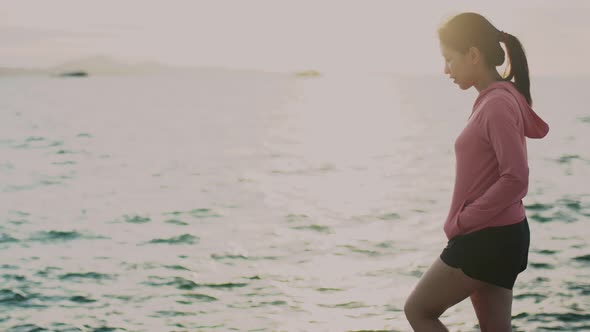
[0,70,589,331]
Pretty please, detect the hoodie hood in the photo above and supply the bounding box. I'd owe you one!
[474,81,550,139]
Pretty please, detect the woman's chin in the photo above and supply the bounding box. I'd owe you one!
[456,82,471,90]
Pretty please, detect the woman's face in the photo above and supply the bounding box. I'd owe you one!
[440,43,475,90]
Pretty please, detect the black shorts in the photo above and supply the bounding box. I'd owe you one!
[440,217,530,290]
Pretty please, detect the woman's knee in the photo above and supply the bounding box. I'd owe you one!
[403,298,424,325]
[404,292,441,320]
[403,297,418,319]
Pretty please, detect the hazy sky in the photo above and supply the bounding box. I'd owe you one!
[1,0,589,75]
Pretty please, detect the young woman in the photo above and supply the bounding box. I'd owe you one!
[403,13,550,331]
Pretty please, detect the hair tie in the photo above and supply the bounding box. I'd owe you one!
[499,30,508,43]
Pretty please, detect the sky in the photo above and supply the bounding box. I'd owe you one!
[1,0,589,75]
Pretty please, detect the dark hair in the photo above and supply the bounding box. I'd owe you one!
[438,12,532,105]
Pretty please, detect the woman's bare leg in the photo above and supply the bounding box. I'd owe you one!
[470,283,513,332]
[404,257,490,331]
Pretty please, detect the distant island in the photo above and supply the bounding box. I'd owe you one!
[0,55,290,78]
[0,56,327,80]
[0,56,175,77]
[57,71,89,77]
[295,70,321,78]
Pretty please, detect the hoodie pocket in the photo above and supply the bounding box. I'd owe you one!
[456,198,469,233]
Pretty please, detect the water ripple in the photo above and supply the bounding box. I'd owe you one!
[145,233,199,245]
[58,272,115,282]
[28,230,108,242]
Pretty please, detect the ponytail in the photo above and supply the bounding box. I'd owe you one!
[501,32,532,106]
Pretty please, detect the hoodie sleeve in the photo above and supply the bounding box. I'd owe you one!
[457,96,529,233]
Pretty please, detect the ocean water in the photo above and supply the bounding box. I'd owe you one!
[0,71,589,332]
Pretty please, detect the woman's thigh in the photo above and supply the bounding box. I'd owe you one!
[405,256,490,318]
[470,284,513,332]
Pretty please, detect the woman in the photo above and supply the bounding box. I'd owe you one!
[403,12,550,331]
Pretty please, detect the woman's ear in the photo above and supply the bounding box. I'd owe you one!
[468,46,481,65]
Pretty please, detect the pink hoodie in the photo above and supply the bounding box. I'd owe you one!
[443,81,550,240]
